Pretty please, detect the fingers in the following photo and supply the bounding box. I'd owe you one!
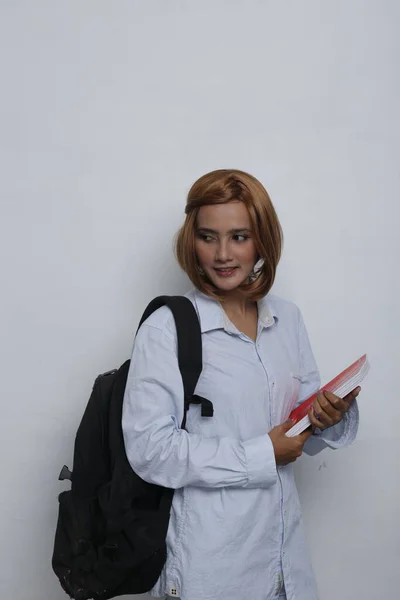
[343,386,361,404]
[322,390,348,414]
[310,390,347,429]
[309,386,360,430]
[308,407,327,429]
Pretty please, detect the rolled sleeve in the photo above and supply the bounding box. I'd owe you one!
[242,434,278,488]
[314,400,359,448]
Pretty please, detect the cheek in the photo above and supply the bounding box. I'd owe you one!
[194,241,211,266]
[237,242,257,264]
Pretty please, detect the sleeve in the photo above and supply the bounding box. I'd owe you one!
[122,322,277,490]
[295,309,359,456]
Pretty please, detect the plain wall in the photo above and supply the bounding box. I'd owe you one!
[1,2,399,599]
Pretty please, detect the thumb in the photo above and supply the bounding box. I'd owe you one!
[280,420,295,433]
[344,386,361,403]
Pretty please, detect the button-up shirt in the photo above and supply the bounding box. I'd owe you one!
[122,289,359,600]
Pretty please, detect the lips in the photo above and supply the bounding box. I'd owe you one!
[214,267,237,271]
[213,267,238,277]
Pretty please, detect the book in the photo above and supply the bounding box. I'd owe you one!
[285,354,370,437]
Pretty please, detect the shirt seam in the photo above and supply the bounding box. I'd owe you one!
[140,321,175,342]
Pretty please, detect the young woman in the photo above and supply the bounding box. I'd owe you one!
[122,169,360,600]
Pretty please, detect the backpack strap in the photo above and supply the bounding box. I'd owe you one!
[105,296,213,533]
[137,295,213,428]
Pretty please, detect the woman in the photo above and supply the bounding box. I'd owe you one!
[122,169,360,600]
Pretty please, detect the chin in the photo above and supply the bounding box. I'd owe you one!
[213,281,240,292]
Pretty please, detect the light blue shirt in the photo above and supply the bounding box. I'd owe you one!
[122,289,358,600]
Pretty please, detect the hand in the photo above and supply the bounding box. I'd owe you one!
[308,386,361,430]
[268,421,313,466]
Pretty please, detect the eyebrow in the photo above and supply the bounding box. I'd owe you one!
[196,227,251,234]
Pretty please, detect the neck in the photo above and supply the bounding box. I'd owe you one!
[219,290,255,317]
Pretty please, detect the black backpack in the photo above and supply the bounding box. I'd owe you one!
[52,295,213,600]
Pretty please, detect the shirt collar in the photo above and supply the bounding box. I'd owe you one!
[257,295,278,329]
[192,289,278,334]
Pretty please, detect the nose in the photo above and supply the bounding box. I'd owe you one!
[215,239,233,263]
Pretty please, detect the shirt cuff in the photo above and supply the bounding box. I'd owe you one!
[242,434,278,488]
[314,400,359,448]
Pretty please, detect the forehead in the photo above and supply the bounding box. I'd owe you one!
[196,201,251,230]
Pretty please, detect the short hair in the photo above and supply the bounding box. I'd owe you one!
[175,169,283,301]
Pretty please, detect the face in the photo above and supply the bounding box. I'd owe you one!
[194,201,258,293]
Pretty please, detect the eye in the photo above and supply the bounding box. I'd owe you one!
[232,234,249,242]
[197,233,215,243]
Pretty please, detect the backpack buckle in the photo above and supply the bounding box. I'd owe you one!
[187,395,214,418]
[58,465,73,481]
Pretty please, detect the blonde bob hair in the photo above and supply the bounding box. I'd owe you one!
[175,169,283,301]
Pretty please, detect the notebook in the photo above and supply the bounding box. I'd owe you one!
[286,354,370,437]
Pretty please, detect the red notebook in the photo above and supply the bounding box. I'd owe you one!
[286,354,370,437]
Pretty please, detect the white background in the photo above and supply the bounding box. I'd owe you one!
[1,2,399,599]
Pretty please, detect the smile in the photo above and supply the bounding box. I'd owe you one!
[213,267,238,277]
